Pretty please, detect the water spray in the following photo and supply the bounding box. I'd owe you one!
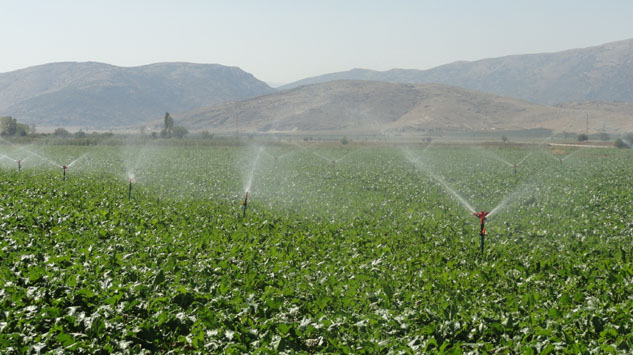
[62,165,67,180]
[473,211,490,254]
[242,191,249,217]
[128,175,135,200]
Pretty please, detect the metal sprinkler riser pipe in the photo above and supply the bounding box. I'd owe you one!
[128,179,133,200]
[242,192,249,217]
[473,211,490,254]
[62,165,67,180]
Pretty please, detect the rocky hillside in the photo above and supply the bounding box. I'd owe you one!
[282,39,633,105]
[0,62,274,129]
[177,80,633,134]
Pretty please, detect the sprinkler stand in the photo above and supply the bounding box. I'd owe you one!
[17,160,21,172]
[473,211,490,254]
[128,178,133,200]
[513,164,517,176]
[242,192,248,218]
[62,165,67,181]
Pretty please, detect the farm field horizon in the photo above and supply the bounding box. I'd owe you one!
[1,139,632,353]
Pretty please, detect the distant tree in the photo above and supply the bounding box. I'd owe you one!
[164,112,174,138]
[200,130,214,139]
[599,132,610,141]
[172,126,188,139]
[501,135,509,143]
[16,124,29,136]
[340,136,349,145]
[614,138,630,149]
[74,130,86,138]
[54,128,71,137]
[150,132,158,139]
[577,133,589,142]
[0,116,17,136]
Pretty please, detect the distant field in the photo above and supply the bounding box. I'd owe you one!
[1,141,632,353]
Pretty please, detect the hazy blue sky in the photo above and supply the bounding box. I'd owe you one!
[2,0,632,84]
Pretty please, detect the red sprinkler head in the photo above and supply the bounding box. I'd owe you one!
[473,211,489,225]
[474,211,490,254]
[63,165,67,170]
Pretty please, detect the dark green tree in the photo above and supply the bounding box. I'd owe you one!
[164,112,174,138]
[172,126,188,139]
[54,128,71,137]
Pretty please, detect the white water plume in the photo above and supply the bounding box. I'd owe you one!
[313,150,352,164]
[67,152,90,168]
[313,151,334,162]
[243,147,264,193]
[425,170,476,214]
[478,148,514,167]
[23,149,62,168]
[334,151,352,163]
[121,142,159,185]
[540,149,563,162]
[400,143,434,166]
[516,153,533,166]
[562,149,583,162]
[535,121,573,148]
[488,182,536,218]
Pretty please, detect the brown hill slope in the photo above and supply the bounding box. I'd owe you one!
[177,80,633,134]
[0,62,274,129]
[281,38,633,105]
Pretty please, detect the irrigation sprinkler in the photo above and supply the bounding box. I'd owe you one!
[473,211,490,254]
[17,160,21,172]
[128,176,135,200]
[62,165,67,180]
[513,164,517,176]
[242,192,249,218]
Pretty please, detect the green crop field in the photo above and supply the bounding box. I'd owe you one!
[1,141,632,353]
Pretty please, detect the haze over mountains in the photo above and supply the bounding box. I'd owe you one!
[0,62,273,129]
[282,39,633,106]
[1,38,633,132]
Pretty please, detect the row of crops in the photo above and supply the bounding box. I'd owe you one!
[1,142,632,353]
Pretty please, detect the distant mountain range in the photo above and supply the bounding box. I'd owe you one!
[281,39,633,105]
[176,80,633,134]
[0,62,274,129]
[2,38,633,132]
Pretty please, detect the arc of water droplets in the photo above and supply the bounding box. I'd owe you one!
[24,150,62,168]
[67,152,90,168]
[244,147,264,193]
